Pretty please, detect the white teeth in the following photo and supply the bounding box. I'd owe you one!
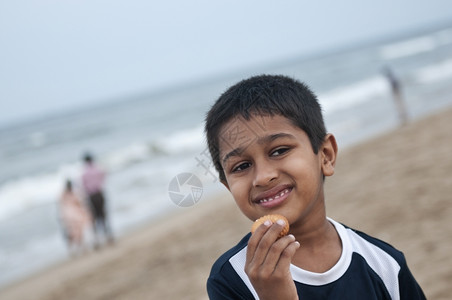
[259,188,290,203]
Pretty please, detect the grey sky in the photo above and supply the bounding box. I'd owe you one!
[1,1,452,127]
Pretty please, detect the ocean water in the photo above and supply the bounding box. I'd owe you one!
[1,23,452,288]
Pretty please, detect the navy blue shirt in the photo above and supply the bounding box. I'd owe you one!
[207,218,425,300]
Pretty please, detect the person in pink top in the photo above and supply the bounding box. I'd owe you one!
[82,152,114,247]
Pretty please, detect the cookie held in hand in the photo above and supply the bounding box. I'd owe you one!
[251,214,289,238]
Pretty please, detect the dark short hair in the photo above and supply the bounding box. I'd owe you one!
[83,152,93,163]
[65,179,72,190]
[204,74,327,182]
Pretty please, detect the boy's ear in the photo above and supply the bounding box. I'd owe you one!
[320,134,338,177]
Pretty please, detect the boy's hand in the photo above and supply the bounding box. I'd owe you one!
[245,219,300,300]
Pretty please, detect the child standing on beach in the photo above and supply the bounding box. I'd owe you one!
[205,75,425,299]
[59,179,91,256]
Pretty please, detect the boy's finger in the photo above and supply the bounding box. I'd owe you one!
[248,220,289,267]
[274,239,300,275]
[246,220,272,264]
[260,234,297,272]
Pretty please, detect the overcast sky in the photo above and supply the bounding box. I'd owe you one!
[1,0,452,127]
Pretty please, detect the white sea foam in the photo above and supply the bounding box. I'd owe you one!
[379,36,437,60]
[434,27,452,45]
[379,28,452,61]
[318,76,389,114]
[103,143,152,172]
[154,124,205,155]
[414,58,452,83]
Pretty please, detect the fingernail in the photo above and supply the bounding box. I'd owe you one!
[295,241,300,247]
[263,220,272,226]
[288,234,295,241]
[276,219,285,226]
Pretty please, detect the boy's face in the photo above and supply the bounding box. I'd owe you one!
[218,114,337,226]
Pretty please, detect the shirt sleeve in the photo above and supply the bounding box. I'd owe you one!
[398,257,426,300]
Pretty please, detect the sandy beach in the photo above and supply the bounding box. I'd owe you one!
[1,107,451,300]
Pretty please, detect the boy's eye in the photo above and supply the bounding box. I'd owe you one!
[232,162,251,173]
[270,147,290,157]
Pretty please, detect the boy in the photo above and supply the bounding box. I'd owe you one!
[205,75,425,299]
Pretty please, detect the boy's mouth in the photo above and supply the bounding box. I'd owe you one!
[254,185,292,208]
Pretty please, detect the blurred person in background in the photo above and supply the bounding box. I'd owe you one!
[59,179,92,256]
[82,152,114,248]
[383,66,408,126]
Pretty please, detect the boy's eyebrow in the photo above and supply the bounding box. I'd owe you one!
[222,147,244,164]
[221,133,296,164]
[258,133,296,144]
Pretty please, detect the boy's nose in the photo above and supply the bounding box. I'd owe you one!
[252,160,278,187]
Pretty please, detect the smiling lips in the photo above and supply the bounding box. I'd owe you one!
[255,186,292,208]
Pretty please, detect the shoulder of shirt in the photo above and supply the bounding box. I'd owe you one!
[340,222,406,265]
[209,233,251,276]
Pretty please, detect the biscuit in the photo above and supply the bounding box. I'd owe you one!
[251,214,289,238]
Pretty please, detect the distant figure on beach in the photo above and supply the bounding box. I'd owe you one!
[82,152,114,247]
[383,66,408,125]
[59,179,91,256]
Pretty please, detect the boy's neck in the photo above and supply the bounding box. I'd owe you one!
[291,212,333,245]
[290,215,342,273]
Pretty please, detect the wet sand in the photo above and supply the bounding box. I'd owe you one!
[1,107,451,300]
